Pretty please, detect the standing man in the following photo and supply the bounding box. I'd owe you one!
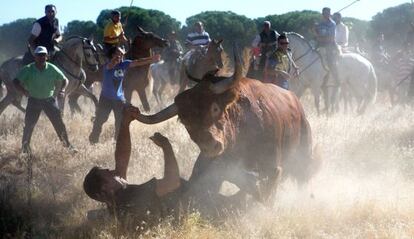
[23,4,62,64]
[185,21,211,48]
[332,12,349,49]
[257,21,280,79]
[315,7,339,84]
[265,34,299,90]
[103,10,128,57]
[14,46,74,154]
[89,47,160,144]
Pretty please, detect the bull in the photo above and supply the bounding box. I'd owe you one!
[134,49,321,202]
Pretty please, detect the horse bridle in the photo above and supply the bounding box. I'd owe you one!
[55,37,99,80]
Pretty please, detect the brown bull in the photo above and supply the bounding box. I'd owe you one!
[135,50,320,202]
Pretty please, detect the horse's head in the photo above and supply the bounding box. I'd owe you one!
[129,26,169,59]
[185,39,224,79]
[80,38,100,72]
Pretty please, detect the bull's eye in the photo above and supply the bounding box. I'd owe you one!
[210,102,221,118]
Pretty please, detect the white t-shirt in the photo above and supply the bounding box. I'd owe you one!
[31,22,61,37]
[335,22,349,47]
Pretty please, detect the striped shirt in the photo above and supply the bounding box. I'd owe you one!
[185,31,211,46]
[395,54,414,84]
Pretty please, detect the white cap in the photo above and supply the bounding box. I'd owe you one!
[34,46,48,55]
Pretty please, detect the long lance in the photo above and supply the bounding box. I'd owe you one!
[336,0,361,13]
[123,0,134,28]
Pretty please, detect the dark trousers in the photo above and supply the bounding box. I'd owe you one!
[22,97,70,151]
[89,96,125,143]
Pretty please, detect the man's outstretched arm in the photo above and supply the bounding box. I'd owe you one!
[114,105,139,179]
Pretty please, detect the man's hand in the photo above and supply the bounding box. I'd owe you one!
[149,132,170,148]
[122,104,140,123]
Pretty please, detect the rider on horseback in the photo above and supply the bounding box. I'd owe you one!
[315,7,340,85]
[23,4,62,64]
[103,10,128,58]
[163,31,183,79]
[257,21,280,79]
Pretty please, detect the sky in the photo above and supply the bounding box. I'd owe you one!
[0,0,411,29]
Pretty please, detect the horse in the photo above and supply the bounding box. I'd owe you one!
[178,39,224,93]
[0,36,100,115]
[150,57,181,105]
[124,26,169,112]
[67,43,106,114]
[286,32,377,114]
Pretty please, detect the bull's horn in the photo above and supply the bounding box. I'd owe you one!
[135,103,178,124]
[209,44,242,94]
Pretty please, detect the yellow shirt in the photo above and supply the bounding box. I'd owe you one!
[272,49,291,73]
[103,21,124,44]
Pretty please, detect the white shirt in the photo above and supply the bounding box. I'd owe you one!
[335,22,349,47]
[31,22,61,37]
[185,31,210,46]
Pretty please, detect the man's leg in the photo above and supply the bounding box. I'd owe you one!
[22,98,42,153]
[89,96,112,144]
[42,97,71,147]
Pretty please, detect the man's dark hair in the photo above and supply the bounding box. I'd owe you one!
[83,167,105,202]
[322,7,331,13]
[45,4,56,11]
[278,33,287,41]
[111,10,121,17]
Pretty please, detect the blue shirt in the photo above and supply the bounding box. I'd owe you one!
[317,19,336,45]
[101,60,132,101]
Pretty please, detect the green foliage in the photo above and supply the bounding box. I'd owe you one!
[63,20,99,39]
[370,3,414,49]
[184,11,257,51]
[343,17,370,45]
[96,6,181,41]
[257,11,320,40]
[0,18,35,62]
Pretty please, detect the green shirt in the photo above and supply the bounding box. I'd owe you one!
[17,62,67,99]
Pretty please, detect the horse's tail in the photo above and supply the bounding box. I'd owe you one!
[367,63,378,105]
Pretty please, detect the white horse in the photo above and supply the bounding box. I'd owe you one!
[287,32,377,114]
[0,36,100,115]
[150,58,181,105]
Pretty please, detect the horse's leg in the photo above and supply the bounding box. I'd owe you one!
[12,95,25,113]
[137,86,150,112]
[68,93,82,115]
[73,84,98,112]
[0,91,16,115]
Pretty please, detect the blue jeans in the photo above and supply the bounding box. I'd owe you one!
[89,95,126,143]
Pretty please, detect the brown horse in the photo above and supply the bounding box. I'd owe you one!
[124,26,168,111]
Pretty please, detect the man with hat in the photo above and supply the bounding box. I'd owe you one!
[89,46,161,144]
[14,46,75,154]
[103,10,128,57]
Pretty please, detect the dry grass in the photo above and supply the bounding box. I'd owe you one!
[1,91,414,238]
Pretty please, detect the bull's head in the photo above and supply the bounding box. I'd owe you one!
[128,26,169,58]
[135,47,243,158]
